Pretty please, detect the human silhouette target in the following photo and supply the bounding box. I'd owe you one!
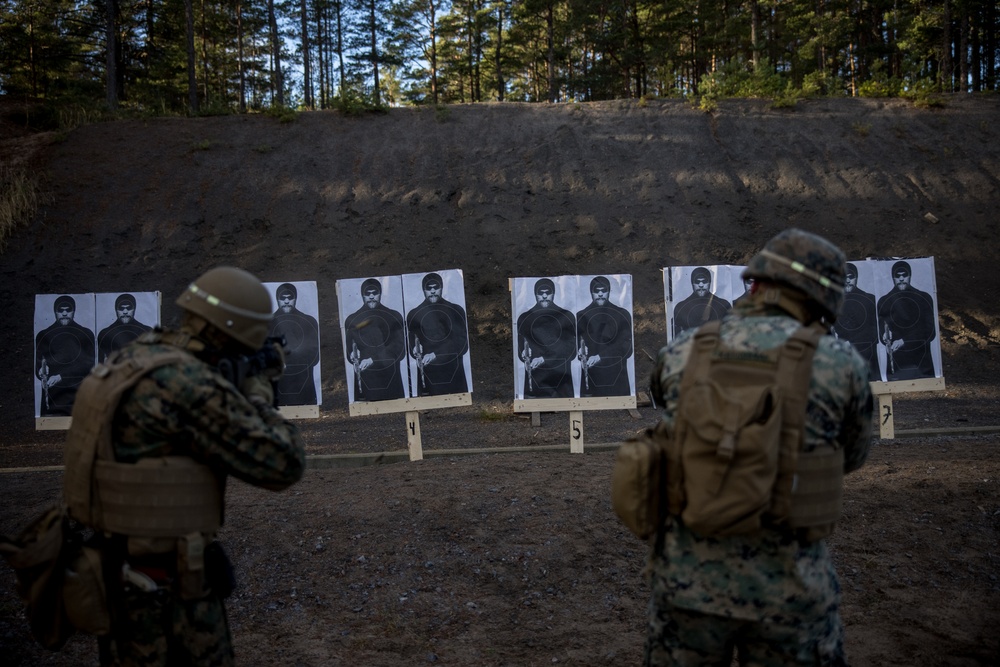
[340,275,408,402]
[838,298,875,334]
[583,312,621,345]
[529,312,570,347]
[875,257,939,381]
[885,294,927,330]
[358,311,399,350]
[415,307,457,343]
[34,293,96,418]
[575,274,634,398]
[402,270,472,397]
[673,297,730,333]
[48,329,89,366]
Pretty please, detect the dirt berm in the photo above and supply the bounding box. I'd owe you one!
[0,96,998,665]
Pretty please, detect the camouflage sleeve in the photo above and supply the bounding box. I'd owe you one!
[649,329,698,434]
[834,342,874,474]
[119,358,306,491]
[814,337,874,474]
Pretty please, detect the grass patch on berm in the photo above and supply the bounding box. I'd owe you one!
[0,166,42,251]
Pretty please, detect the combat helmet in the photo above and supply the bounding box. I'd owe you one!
[176,267,272,350]
[742,228,846,321]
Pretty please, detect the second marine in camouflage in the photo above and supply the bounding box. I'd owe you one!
[646,229,873,666]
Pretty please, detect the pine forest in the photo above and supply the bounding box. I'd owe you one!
[0,0,997,114]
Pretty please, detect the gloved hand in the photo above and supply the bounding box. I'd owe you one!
[257,338,286,381]
[240,374,275,408]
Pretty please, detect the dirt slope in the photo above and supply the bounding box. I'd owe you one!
[0,96,999,665]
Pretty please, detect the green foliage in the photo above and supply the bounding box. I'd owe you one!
[434,104,451,123]
[698,59,787,101]
[801,71,846,98]
[264,106,298,123]
[330,89,389,117]
[196,104,233,118]
[857,63,902,98]
[0,0,996,118]
[851,122,872,138]
[54,101,110,131]
[902,78,946,109]
[0,167,42,252]
[770,84,801,110]
[189,139,215,152]
[696,96,718,114]
[858,78,902,98]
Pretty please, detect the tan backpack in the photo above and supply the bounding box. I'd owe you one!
[613,320,844,542]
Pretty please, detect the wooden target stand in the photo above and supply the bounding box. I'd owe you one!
[348,393,473,461]
[870,376,946,439]
[36,404,321,431]
[514,395,638,453]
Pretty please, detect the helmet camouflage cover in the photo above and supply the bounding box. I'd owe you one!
[742,228,846,321]
[176,266,272,350]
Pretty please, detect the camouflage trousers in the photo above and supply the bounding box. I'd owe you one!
[643,600,847,667]
[113,586,234,667]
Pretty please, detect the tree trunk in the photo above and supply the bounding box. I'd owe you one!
[369,0,380,106]
[106,0,118,109]
[301,0,312,107]
[316,5,326,107]
[238,0,246,112]
[185,0,198,113]
[268,0,284,106]
[546,5,555,102]
[495,3,504,101]
[430,0,439,105]
[941,0,952,91]
[959,9,968,92]
[336,1,346,98]
[201,0,209,105]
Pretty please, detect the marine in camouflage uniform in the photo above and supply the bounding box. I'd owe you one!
[75,268,305,667]
[646,230,873,667]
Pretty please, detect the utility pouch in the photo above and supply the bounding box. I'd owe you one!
[63,545,111,636]
[177,532,206,601]
[0,505,76,649]
[611,422,670,540]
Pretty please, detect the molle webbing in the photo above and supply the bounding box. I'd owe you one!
[668,320,838,538]
[94,457,222,537]
[63,347,223,538]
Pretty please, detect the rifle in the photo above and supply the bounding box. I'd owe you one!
[217,335,287,407]
[412,337,426,391]
[520,338,534,393]
[350,341,364,398]
[577,338,590,393]
[882,322,895,376]
[38,357,50,412]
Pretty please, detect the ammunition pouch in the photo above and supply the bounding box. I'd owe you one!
[63,545,111,635]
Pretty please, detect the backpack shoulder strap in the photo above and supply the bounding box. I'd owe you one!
[769,325,822,519]
[677,320,722,394]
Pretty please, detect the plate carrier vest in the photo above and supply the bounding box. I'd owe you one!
[63,337,224,541]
